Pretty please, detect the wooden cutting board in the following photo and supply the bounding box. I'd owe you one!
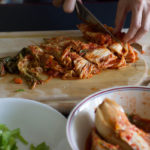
[0,30,147,113]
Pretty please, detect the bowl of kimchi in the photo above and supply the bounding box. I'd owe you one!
[66,86,150,150]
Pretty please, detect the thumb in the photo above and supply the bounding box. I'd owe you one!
[63,0,76,13]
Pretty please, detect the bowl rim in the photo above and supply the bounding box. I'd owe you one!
[66,86,150,150]
[0,97,66,120]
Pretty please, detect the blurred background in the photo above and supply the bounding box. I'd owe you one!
[0,0,131,31]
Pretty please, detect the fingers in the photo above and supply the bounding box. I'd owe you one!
[129,2,150,43]
[123,1,143,42]
[114,1,128,34]
[63,0,76,13]
[52,0,63,7]
[53,0,81,13]
[129,11,150,43]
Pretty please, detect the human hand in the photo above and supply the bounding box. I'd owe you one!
[52,0,82,13]
[114,0,150,43]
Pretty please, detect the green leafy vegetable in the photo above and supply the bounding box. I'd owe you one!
[0,124,50,150]
[0,124,28,150]
[79,49,88,55]
[15,89,25,92]
[0,56,12,76]
[30,142,50,150]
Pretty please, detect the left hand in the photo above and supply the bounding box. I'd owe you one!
[114,0,150,43]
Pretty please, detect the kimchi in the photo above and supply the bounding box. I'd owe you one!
[0,24,139,89]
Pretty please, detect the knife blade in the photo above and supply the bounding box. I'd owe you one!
[75,1,143,52]
[75,1,118,40]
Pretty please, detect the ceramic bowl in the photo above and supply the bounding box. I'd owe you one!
[66,86,150,150]
[0,98,70,150]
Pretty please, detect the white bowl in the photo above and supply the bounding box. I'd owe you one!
[66,86,150,150]
[0,98,71,150]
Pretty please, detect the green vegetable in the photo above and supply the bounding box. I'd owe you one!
[17,48,43,89]
[15,89,25,92]
[30,142,50,150]
[0,56,12,76]
[0,124,50,150]
[79,49,88,55]
[0,124,28,150]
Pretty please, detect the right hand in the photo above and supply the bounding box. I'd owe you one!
[52,0,82,13]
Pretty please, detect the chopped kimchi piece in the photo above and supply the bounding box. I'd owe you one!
[77,24,112,46]
[109,43,123,56]
[14,77,23,84]
[95,99,150,150]
[125,44,138,63]
[41,54,64,74]
[70,52,99,78]
[84,47,117,69]
[91,129,120,150]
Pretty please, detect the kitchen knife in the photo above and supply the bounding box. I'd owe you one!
[75,1,119,41]
[75,1,143,52]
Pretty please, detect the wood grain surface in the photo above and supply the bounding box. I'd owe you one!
[0,30,147,113]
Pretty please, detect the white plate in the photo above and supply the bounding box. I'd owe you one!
[0,98,71,150]
[66,86,150,150]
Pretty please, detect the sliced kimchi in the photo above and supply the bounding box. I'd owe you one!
[78,23,138,64]
[5,23,139,89]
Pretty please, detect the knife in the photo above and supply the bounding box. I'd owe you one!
[75,1,143,52]
[75,1,119,41]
